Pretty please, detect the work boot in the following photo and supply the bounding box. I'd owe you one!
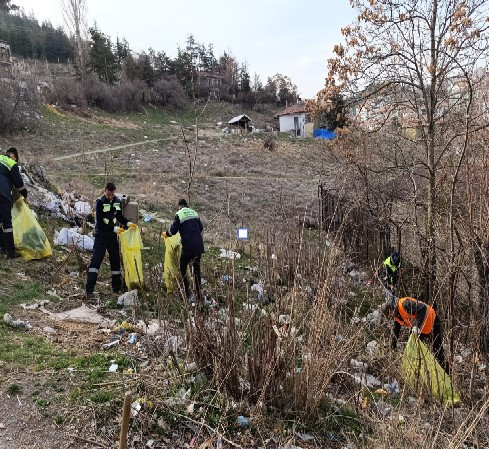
[4,231,20,259]
[86,292,95,301]
[0,232,6,255]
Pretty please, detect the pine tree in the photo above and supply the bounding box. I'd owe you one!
[88,25,118,84]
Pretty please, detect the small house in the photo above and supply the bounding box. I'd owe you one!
[228,114,252,134]
[275,103,313,138]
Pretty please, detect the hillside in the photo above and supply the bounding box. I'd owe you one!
[0,103,487,449]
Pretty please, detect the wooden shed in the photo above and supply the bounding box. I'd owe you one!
[228,114,252,134]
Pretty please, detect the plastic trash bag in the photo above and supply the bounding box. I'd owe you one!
[54,228,94,251]
[402,334,460,406]
[119,227,144,289]
[12,198,52,261]
[164,233,182,294]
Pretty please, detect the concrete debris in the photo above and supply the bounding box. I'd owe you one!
[219,248,241,259]
[54,228,94,251]
[117,290,138,307]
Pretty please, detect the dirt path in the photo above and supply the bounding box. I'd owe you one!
[53,137,173,161]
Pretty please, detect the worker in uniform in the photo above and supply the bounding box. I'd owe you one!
[86,182,134,299]
[163,199,204,303]
[382,250,401,291]
[0,147,27,259]
[382,296,448,373]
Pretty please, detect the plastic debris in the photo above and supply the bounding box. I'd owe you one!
[103,335,121,349]
[117,290,138,308]
[366,340,380,356]
[113,321,135,334]
[128,333,137,344]
[221,274,233,283]
[350,359,368,370]
[236,415,248,428]
[279,314,291,325]
[109,363,118,372]
[73,201,92,216]
[131,400,141,417]
[353,373,382,388]
[219,248,241,259]
[3,313,31,329]
[384,378,400,394]
[146,439,154,448]
[251,283,264,301]
[54,228,94,251]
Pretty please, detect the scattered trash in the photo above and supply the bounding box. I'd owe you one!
[143,214,154,222]
[219,248,241,259]
[114,321,136,334]
[3,313,31,329]
[366,340,380,356]
[221,274,233,283]
[146,321,160,336]
[103,335,121,349]
[68,271,79,279]
[384,378,400,394]
[296,433,314,442]
[131,400,141,418]
[54,228,94,251]
[376,400,392,416]
[73,201,92,216]
[236,415,248,428]
[0,422,5,430]
[20,299,50,310]
[325,433,345,443]
[350,359,368,370]
[146,439,155,448]
[353,373,382,388]
[186,362,198,372]
[44,304,112,326]
[128,333,137,344]
[117,290,138,308]
[279,314,291,325]
[109,363,118,372]
[271,253,277,260]
[375,388,389,396]
[251,283,263,301]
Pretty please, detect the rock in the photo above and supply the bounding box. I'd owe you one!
[42,326,56,334]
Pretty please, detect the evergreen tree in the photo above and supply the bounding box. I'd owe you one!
[0,0,17,12]
[138,52,155,87]
[88,25,118,84]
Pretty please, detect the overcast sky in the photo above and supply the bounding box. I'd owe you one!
[14,0,355,98]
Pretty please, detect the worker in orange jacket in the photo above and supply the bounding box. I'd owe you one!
[382,296,448,373]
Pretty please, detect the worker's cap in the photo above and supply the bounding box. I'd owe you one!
[391,251,400,265]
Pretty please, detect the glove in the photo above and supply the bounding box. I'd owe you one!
[113,226,121,234]
[411,326,420,336]
[162,231,168,239]
[127,222,137,229]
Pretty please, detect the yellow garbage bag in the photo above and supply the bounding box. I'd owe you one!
[12,198,52,261]
[402,334,460,406]
[164,233,182,294]
[119,227,144,289]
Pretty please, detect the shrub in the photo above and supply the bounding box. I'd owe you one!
[153,77,188,108]
[0,77,40,134]
[49,78,86,108]
[82,74,117,112]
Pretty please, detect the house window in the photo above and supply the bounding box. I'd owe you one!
[305,114,312,123]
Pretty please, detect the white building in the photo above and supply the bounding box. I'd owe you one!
[275,103,313,138]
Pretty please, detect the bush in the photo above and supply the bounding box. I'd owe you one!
[49,78,86,108]
[111,80,146,112]
[0,77,40,134]
[153,77,188,108]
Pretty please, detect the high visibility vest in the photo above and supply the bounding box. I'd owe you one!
[100,196,122,225]
[384,256,399,273]
[395,297,436,334]
[177,207,199,223]
[0,154,16,171]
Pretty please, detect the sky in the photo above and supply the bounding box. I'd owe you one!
[13,0,356,98]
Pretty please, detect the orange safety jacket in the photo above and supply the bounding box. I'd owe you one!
[394,297,436,334]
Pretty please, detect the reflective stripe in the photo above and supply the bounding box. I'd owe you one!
[111,271,121,275]
[177,207,199,224]
[103,218,110,224]
[0,155,16,171]
[3,228,13,233]
[103,204,111,212]
[384,256,399,273]
[114,203,121,211]
[88,268,99,273]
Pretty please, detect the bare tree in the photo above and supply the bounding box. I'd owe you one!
[61,0,88,81]
[316,0,489,304]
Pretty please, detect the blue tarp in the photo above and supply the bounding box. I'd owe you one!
[314,129,337,140]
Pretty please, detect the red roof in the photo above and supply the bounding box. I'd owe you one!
[274,103,312,118]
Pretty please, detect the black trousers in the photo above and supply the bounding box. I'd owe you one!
[0,195,15,255]
[420,315,446,370]
[86,233,122,294]
[180,253,201,300]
